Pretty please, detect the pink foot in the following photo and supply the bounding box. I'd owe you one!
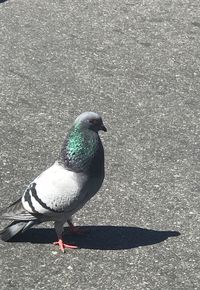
[53,239,78,252]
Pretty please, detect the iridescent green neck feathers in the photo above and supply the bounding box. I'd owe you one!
[60,123,101,172]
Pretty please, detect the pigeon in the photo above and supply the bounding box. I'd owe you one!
[0,112,107,252]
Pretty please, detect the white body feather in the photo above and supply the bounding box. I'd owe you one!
[21,161,102,221]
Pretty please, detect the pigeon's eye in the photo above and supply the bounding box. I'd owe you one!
[89,119,99,125]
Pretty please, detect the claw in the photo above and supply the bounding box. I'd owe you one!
[53,239,78,252]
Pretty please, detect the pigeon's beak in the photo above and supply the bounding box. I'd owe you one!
[100,124,107,132]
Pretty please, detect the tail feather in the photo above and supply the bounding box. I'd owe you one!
[0,220,39,241]
[0,198,38,221]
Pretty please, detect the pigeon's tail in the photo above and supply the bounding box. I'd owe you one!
[0,198,41,241]
[0,220,39,241]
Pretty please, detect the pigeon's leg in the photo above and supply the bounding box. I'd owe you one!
[53,221,78,252]
[67,219,86,235]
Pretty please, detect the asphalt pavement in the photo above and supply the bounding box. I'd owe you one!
[0,0,200,289]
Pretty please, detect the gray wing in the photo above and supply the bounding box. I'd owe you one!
[21,162,88,217]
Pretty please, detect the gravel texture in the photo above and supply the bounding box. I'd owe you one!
[0,0,200,289]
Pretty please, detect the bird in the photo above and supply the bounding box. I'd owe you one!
[0,112,107,252]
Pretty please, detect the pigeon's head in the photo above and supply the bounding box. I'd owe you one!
[74,112,107,133]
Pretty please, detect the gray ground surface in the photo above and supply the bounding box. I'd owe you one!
[0,0,199,289]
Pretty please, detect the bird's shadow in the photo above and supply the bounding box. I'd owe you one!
[10,225,180,250]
